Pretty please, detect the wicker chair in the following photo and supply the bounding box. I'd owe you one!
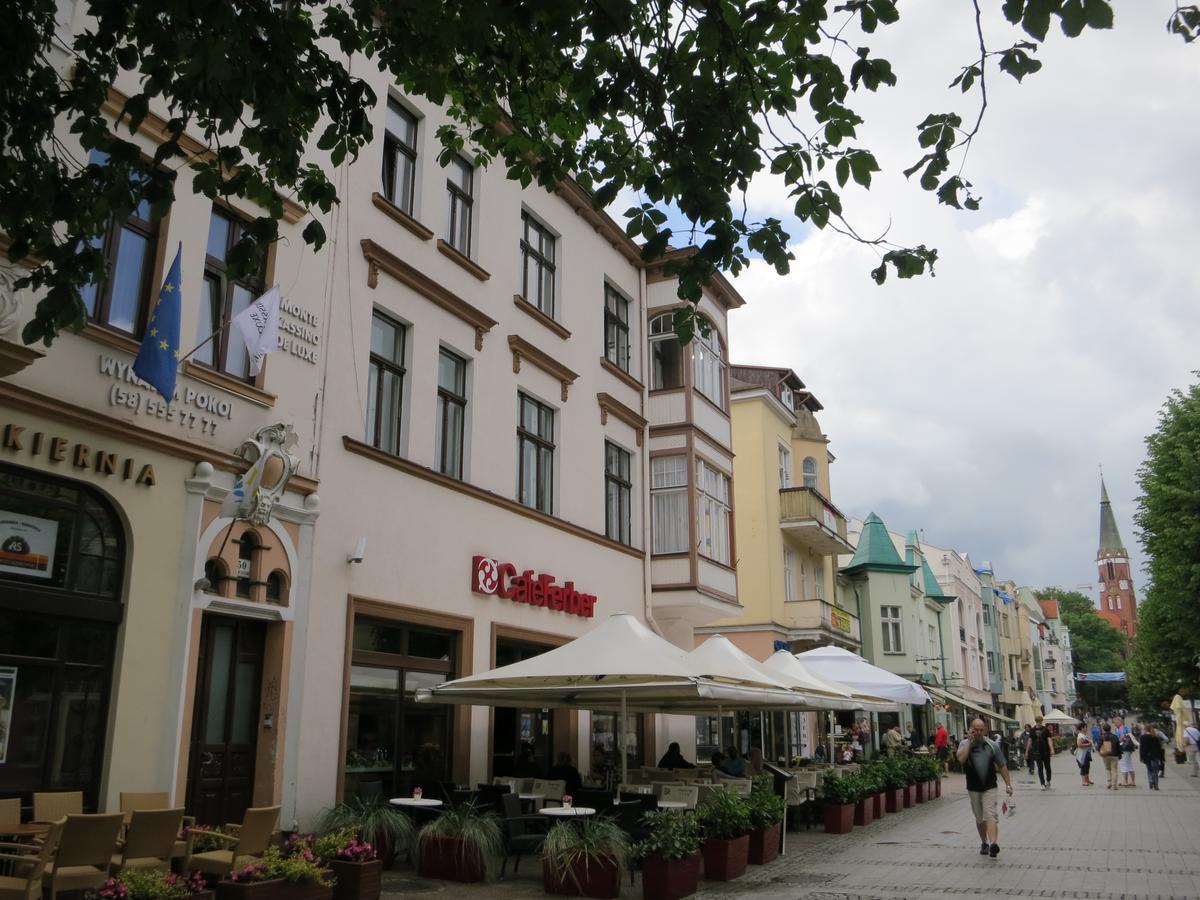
[530,780,566,806]
[659,784,699,809]
[118,793,192,861]
[183,806,279,879]
[111,808,184,874]
[31,794,82,823]
[41,813,124,899]
[0,820,63,900]
[0,799,20,827]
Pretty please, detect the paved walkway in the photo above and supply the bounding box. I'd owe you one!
[381,755,1200,899]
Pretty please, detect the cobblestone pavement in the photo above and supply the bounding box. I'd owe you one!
[380,755,1200,899]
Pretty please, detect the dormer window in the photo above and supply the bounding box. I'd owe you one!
[780,385,793,410]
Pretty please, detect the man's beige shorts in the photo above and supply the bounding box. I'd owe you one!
[968,788,998,824]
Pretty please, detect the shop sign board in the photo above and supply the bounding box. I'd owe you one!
[471,555,597,618]
[0,511,58,578]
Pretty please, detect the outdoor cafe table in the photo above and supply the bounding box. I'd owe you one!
[539,807,596,818]
[389,798,443,809]
[0,823,50,838]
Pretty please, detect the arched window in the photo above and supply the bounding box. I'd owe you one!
[648,314,683,390]
[692,318,725,406]
[266,569,288,604]
[204,558,229,595]
[236,531,259,599]
[802,457,818,489]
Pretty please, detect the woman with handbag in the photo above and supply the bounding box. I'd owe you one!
[1075,729,1094,786]
[1119,729,1139,787]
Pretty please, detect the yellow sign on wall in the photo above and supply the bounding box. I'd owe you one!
[829,607,852,633]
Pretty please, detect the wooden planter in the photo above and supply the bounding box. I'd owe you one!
[853,798,874,826]
[330,858,383,900]
[902,785,916,808]
[934,780,942,799]
[542,855,622,898]
[641,853,700,900]
[915,781,927,803]
[821,803,854,835]
[884,788,903,813]
[193,892,216,900]
[747,822,781,865]
[700,835,749,881]
[417,835,487,883]
[870,792,885,819]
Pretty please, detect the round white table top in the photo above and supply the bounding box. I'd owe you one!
[389,797,443,808]
[518,793,545,801]
[655,800,689,810]
[539,806,596,817]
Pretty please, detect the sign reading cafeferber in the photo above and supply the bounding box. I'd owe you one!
[471,556,597,618]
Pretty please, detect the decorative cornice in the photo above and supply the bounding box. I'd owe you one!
[103,86,307,225]
[0,338,44,377]
[596,392,647,446]
[507,335,578,402]
[361,239,497,351]
[437,239,490,281]
[341,436,644,559]
[371,192,434,241]
[552,180,644,267]
[513,294,571,340]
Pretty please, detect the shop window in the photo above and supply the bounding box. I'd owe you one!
[591,712,643,780]
[648,314,683,390]
[408,629,453,661]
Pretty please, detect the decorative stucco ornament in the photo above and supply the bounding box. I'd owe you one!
[233,423,300,525]
[0,267,22,336]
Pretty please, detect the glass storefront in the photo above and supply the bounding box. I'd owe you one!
[491,639,554,778]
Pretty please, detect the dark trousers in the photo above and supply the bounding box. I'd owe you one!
[1146,763,1160,789]
[1035,756,1052,785]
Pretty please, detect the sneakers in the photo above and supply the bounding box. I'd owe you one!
[980,842,989,855]
[989,843,1000,858]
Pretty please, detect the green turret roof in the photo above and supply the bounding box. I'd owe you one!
[1097,476,1128,559]
[922,557,955,603]
[842,513,918,576]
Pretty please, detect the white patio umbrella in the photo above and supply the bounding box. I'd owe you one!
[1041,708,1080,726]
[761,650,895,711]
[793,645,932,706]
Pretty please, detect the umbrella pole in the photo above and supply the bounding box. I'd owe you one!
[621,690,628,787]
[718,704,724,752]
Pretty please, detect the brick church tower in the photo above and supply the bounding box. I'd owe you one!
[1096,476,1137,645]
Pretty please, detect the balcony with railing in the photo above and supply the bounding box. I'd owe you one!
[779,487,854,555]
[784,597,861,645]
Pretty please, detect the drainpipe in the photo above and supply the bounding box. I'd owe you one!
[638,263,664,639]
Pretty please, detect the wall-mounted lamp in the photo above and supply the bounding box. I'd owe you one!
[347,536,367,564]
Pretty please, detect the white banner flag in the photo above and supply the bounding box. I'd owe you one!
[232,286,281,377]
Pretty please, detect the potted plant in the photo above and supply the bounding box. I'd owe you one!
[820,772,858,835]
[318,796,414,871]
[861,764,886,819]
[634,811,703,900]
[897,758,917,808]
[744,788,785,865]
[880,759,906,813]
[219,846,334,900]
[851,772,877,827]
[694,789,751,881]
[95,870,212,900]
[542,816,630,898]
[313,828,382,900]
[415,802,503,883]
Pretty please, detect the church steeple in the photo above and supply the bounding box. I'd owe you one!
[1097,476,1128,560]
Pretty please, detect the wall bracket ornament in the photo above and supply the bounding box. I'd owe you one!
[229,423,300,525]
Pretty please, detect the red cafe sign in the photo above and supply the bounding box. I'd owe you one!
[471,556,597,618]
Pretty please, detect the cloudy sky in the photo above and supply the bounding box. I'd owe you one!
[725,2,1200,598]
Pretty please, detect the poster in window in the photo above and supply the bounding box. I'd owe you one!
[0,512,58,579]
[0,666,15,764]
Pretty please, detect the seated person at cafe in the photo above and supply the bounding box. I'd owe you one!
[748,746,765,776]
[719,746,748,777]
[658,741,696,770]
[548,751,583,794]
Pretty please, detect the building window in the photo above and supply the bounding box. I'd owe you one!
[648,314,683,390]
[778,445,792,489]
[929,624,938,660]
[783,548,796,602]
[802,457,818,490]
[195,207,266,380]
[881,606,902,653]
[79,150,160,336]
[520,212,556,318]
[692,319,725,407]
[382,99,417,214]
[651,455,688,554]
[604,285,631,372]
[517,393,555,513]
[1119,579,1128,589]
[780,384,793,410]
[366,311,406,455]
[814,564,824,600]
[1105,561,1115,580]
[445,155,473,254]
[696,459,731,565]
[1115,595,1121,610]
[605,442,632,545]
[986,651,995,676]
[235,531,257,599]
[1001,613,1010,638]
[983,604,991,626]
[435,348,466,478]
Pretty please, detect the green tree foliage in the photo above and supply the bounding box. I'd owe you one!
[1035,587,1125,675]
[1127,379,1200,709]
[4,1,1189,346]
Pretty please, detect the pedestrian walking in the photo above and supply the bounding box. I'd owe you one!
[1030,716,1054,789]
[1119,728,1139,787]
[1091,719,1103,755]
[1075,728,1094,786]
[1185,722,1200,777]
[935,723,950,774]
[1098,723,1122,790]
[956,717,1014,859]
[1139,724,1164,790]
[1020,725,1035,777]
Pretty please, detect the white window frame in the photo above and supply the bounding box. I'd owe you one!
[813,563,824,600]
[802,457,818,489]
[778,444,792,489]
[692,319,725,408]
[783,547,796,602]
[651,455,688,555]
[695,459,731,565]
[881,605,903,654]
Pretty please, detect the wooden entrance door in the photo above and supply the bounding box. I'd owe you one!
[186,615,265,825]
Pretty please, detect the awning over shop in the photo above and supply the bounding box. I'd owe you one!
[925,685,1018,725]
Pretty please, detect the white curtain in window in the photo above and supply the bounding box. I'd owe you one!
[696,460,730,565]
[651,456,688,554]
[692,325,725,406]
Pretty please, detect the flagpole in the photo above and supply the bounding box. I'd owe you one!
[176,323,229,368]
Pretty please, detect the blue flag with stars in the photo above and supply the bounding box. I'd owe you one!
[133,244,182,403]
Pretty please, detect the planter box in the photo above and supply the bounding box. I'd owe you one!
[418,835,487,883]
[853,798,874,827]
[542,856,622,898]
[194,893,216,900]
[869,793,885,819]
[934,780,942,799]
[902,785,916,808]
[747,822,781,865]
[330,858,383,900]
[915,781,926,803]
[642,854,700,900]
[218,880,330,900]
[884,788,903,813]
[700,835,749,881]
[821,803,854,835]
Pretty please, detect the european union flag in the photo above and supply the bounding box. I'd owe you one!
[133,244,182,403]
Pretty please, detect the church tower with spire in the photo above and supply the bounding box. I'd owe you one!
[1096,476,1137,645]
